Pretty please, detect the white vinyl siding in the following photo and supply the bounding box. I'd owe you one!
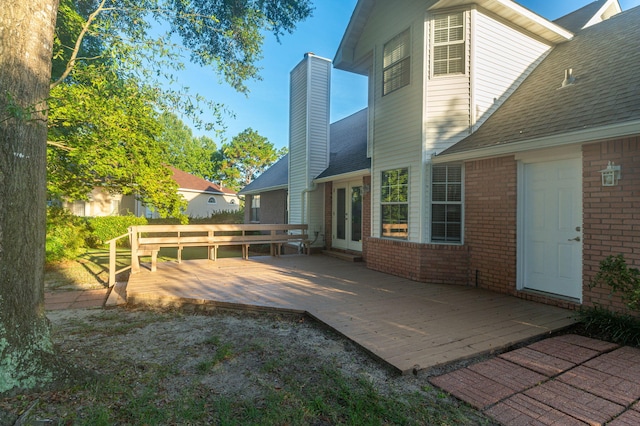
[288,54,330,234]
[358,1,426,241]
[472,9,552,131]
[425,10,472,154]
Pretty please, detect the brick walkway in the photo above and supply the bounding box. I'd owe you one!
[430,334,640,425]
[44,289,108,310]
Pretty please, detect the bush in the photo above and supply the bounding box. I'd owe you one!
[86,215,147,247]
[577,306,640,347]
[189,209,244,224]
[46,207,89,262]
[590,254,640,312]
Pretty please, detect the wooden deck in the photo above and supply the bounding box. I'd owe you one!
[126,255,577,374]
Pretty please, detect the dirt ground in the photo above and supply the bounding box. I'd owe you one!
[1,306,495,425]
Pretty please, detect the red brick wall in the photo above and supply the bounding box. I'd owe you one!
[464,156,518,294]
[582,137,640,311]
[365,237,470,284]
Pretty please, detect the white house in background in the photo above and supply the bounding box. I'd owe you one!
[65,166,240,218]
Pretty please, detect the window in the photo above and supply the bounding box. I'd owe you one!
[207,196,217,204]
[250,195,260,222]
[383,29,410,95]
[381,168,409,238]
[431,165,462,242]
[432,12,465,76]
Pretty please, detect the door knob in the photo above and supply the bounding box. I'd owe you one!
[568,236,581,242]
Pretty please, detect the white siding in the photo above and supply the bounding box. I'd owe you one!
[472,8,552,131]
[288,54,331,227]
[424,9,472,154]
[358,0,427,242]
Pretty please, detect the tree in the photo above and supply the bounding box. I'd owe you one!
[0,1,60,392]
[215,128,286,191]
[1,0,312,394]
[158,112,219,180]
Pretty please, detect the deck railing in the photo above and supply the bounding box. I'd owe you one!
[106,224,310,285]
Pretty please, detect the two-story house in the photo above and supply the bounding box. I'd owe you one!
[242,0,640,311]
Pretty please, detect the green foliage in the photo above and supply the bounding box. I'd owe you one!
[189,209,244,224]
[576,306,640,347]
[158,112,219,180]
[215,128,287,191]
[46,207,89,262]
[591,254,640,312]
[86,216,148,247]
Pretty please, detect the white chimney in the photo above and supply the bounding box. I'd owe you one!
[288,53,331,225]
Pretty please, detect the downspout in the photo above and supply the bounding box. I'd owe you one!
[301,179,318,249]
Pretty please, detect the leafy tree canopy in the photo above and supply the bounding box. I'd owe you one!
[215,128,286,191]
[47,0,312,217]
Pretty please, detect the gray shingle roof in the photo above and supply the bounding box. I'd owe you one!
[440,6,640,157]
[238,154,289,195]
[318,108,369,179]
[553,0,608,32]
[239,109,369,194]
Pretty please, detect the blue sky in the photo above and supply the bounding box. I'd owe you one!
[184,0,640,149]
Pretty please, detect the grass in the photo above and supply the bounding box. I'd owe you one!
[0,309,494,425]
[44,246,244,291]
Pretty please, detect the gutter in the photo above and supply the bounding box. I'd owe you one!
[433,119,640,163]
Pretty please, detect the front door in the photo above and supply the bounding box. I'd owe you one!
[520,158,582,301]
[333,181,363,252]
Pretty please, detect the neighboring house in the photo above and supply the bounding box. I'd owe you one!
[242,0,640,311]
[65,166,239,219]
[140,167,239,219]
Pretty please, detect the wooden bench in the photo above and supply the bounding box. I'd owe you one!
[129,224,310,273]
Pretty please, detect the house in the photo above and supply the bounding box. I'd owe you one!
[241,0,640,311]
[65,166,240,219]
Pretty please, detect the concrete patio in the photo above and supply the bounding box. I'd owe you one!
[125,254,576,374]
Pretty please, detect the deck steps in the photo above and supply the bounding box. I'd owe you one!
[322,250,363,262]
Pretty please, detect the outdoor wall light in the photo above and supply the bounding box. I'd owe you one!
[600,161,621,186]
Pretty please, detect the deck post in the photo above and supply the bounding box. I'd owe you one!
[130,226,140,274]
[109,239,116,287]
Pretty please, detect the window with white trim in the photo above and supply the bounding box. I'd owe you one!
[431,164,462,242]
[383,29,410,95]
[207,196,217,204]
[381,168,409,239]
[432,12,465,76]
[250,195,260,222]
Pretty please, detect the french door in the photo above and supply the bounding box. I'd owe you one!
[333,181,363,252]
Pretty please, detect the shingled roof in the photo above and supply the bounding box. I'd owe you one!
[553,0,609,32]
[239,108,369,194]
[438,6,640,159]
[170,166,236,195]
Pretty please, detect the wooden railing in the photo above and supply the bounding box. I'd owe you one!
[106,232,133,287]
[127,223,310,275]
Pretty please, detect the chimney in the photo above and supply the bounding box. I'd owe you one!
[288,53,331,225]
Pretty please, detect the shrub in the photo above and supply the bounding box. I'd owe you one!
[46,207,89,262]
[86,215,147,247]
[577,306,640,347]
[189,209,244,224]
[590,254,640,313]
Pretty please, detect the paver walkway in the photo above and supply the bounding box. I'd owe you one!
[45,289,108,310]
[430,334,640,425]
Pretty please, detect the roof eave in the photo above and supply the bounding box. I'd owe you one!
[428,0,574,44]
[238,184,288,196]
[314,168,370,184]
[333,0,374,74]
[433,120,640,163]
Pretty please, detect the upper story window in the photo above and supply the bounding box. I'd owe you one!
[383,29,410,96]
[432,12,465,76]
[381,168,409,239]
[207,196,217,204]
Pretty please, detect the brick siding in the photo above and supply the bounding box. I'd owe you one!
[582,137,640,311]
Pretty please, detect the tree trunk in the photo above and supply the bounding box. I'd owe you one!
[0,1,59,393]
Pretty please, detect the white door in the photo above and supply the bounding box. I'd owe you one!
[333,181,363,252]
[520,158,582,300]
